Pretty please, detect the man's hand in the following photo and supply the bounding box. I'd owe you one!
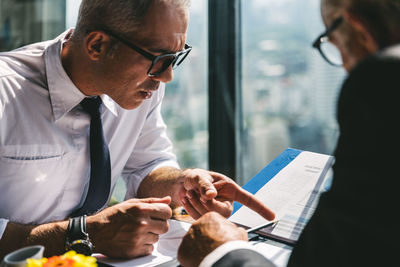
[87,196,172,258]
[177,212,248,267]
[211,171,275,220]
[178,169,275,221]
[178,169,230,219]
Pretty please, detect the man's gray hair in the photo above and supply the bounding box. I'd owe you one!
[322,0,400,48]
[72,0,191,42]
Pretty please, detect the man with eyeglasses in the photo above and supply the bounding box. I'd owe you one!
[0,0,275,260]
[177,0,400,266]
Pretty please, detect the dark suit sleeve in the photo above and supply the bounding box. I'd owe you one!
[212,249,275,267]
[287,49,400,267]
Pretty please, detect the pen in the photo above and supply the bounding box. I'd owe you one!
[246,220,278,233]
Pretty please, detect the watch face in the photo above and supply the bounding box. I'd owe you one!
[70,240,93,256]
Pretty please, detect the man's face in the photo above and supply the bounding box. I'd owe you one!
[321,4,370,72]
[97,1,189,109]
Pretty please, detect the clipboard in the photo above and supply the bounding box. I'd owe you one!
[230,148,334,247]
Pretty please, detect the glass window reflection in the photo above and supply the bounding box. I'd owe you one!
[240,0,346,183]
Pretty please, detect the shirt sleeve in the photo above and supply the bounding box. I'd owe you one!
[199,240,271,267]
[0,218,9,240]
[122,84,180,198]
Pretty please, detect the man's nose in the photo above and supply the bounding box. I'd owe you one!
[152,65,174,84]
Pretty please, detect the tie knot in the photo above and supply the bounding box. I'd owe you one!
[81,97,102,117]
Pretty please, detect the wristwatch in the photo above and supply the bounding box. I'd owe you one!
[65,215,94,256]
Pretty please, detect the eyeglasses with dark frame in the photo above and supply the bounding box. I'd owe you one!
[100,28,192,77]
[312,16,343,67]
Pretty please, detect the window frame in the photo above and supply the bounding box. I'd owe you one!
[208,0,243,181]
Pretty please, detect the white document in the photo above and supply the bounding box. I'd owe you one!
[229,151,333,235]
[95,219,191,267]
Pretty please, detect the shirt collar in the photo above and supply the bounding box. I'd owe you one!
[45,29,118,121]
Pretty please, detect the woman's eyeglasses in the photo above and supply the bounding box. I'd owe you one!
[312,16,343,67]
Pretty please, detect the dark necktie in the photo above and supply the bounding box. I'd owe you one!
[71,97,111,216]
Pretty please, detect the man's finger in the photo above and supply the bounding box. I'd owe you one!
[139,196,172,204]
[134,244,155,257]
[143,232,160,245]
[212,179,275,221]
[196,178,217,202]
[234,187,275,220]
[146,219,170,235]
[184,172,217,202]
[181,197,202,220]
[126,202,172,221]
[186,190,209,215]
[203,198,233,218]
[209,171,230,181]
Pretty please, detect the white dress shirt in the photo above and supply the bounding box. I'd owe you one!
[0,30,179,238]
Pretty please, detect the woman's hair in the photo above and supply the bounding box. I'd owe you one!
[323,0,400,49]
[71,0,191,43]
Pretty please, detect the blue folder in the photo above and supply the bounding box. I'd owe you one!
[232,148,302,214]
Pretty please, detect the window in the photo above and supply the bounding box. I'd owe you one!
[0,0,65,51]
[240,0,346,183]
[162,0,208,170]
[1,0,343,196]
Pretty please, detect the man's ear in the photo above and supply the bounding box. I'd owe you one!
[84,32,112,61]
[344,11,378,53]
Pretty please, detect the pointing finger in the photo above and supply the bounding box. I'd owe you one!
[212,178,275,221]
[234,187,275,221]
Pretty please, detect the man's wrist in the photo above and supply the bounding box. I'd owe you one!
[65,216,93,256]
[20,220,68,256]
[85,215,101,253]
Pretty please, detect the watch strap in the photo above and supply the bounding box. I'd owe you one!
[67,215,88,241]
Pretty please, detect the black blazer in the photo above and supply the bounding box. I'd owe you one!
[213,45,400,267]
